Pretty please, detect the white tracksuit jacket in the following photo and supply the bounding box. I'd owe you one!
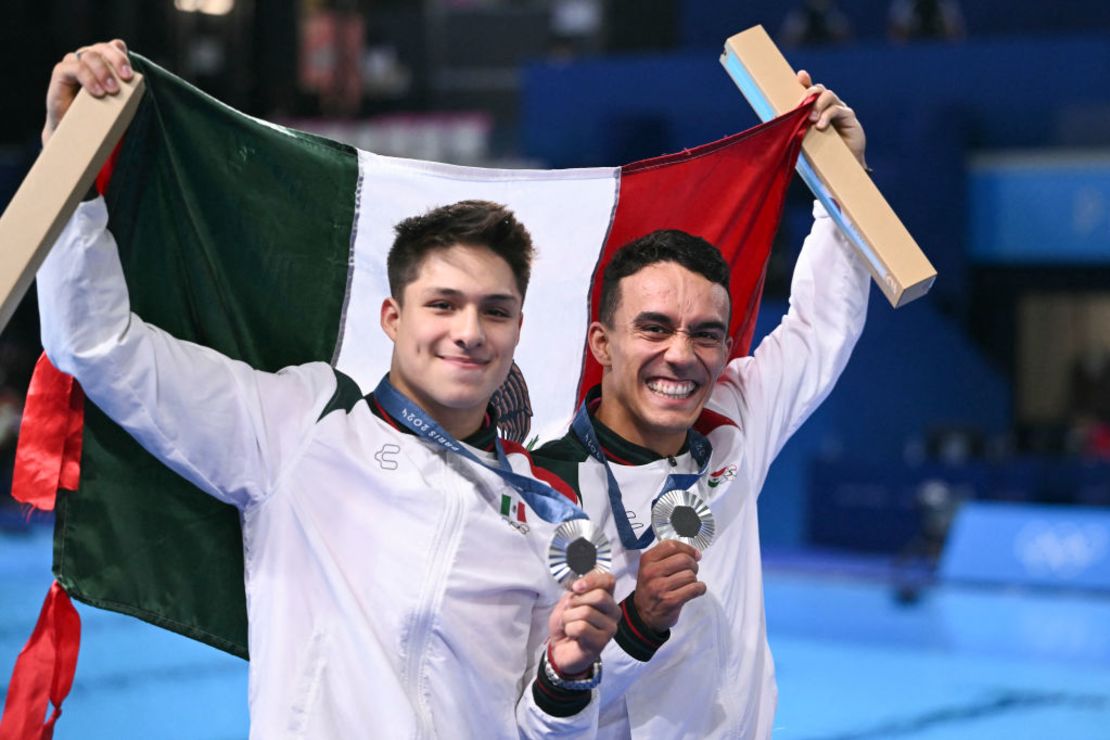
[533,202,871,739]
[37,198,599,739]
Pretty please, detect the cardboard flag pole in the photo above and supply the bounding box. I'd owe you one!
[721,25,936,307]
[0,74,145,334]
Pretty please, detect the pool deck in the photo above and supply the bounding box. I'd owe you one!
[2,525,1107,739]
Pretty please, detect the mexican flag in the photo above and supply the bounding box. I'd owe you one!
[3,52,811,733]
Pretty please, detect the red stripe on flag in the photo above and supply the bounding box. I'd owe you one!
[576,102,814,403]
[0,582,81,739]
[11,355,85,511]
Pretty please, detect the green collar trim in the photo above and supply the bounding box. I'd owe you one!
[583,385,690,466]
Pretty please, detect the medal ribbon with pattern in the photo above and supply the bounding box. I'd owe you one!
[570,401,712,550]
[373,376,587,525]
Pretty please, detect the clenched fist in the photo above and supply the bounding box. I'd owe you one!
[632,539,707,633]
[547,570,621,675]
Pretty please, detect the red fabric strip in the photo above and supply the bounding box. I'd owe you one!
[11,355,84,511]
[0,582,82,740]
[7,134,117,510]
[57,382,85,493]
[10,136,122,508]
[95,139,124,196]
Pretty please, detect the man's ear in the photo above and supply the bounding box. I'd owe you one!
[587,321,612,368]
[381,297,401,341]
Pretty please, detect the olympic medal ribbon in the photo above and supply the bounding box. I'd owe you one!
[373,376,587,525]
[570,401,712,550]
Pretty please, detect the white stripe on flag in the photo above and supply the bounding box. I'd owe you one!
[335,151,620,442]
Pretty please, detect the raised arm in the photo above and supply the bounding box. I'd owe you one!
[713,72,871,484]
[718,202,869,472]
[37,41,336,507]
[38,198,337,508]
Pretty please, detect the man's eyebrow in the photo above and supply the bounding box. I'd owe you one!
[422,287,463,299]
[690,319,728,333]
[482,293,520,304]
[423,287,520,304]
[632,311,676,326]
[632,312,725,332]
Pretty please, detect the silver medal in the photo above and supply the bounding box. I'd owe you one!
[548,520,612,588]
[652,489,715,551]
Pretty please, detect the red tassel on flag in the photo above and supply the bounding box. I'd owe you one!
[0,125,120,740]
[10,355,85,511]
[0,582,81,740]
[7,138,120,511]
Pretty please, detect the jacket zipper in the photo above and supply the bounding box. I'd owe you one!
[404,451,465,739]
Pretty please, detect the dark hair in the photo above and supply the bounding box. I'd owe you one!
[598,229,731,326]
[388,200,534,300]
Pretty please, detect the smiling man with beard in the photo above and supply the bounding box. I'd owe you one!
[530,73,872,738]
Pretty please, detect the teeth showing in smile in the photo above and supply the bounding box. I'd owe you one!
[646,379,697,399]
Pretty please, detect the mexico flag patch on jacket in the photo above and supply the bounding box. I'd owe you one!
[9,53,812,669]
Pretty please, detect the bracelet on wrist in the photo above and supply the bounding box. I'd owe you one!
[543,642,602,691]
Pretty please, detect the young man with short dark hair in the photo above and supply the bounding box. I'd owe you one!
[38,41,619,738]
[531,75,873,738]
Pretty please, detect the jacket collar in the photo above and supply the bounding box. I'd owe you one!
[368,393,498,451]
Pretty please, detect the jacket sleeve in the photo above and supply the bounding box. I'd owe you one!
[713,201,870,491]
[36,198,338,509]
[516,589,600,738]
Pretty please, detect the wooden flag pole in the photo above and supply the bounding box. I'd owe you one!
[0,73,145,333]
[721,26,936,307]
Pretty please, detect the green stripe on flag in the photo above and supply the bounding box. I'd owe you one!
[52,54,359,659]
[500,494,512,517]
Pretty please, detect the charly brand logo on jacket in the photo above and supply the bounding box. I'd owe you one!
[707,464,738,488]
[374,443,401,470]
[500,493,529,534]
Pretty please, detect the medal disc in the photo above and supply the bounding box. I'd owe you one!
[652,489,715,551]
[548,520,612,588]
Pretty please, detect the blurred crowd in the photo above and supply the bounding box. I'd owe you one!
[780,0,965,47]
